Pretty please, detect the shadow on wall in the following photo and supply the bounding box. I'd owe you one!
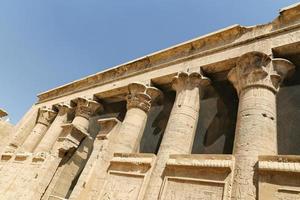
[140,91,175,154]
[192,81,238,154]
[54,101,126,199]
[139,81,238,155]
[274,49,300,155]
[277,85,300,155]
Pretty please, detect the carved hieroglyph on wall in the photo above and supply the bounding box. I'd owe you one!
[99,153,156,200]
[0,155,46,200]
[100,172,144,200]
[157,154,234,200]
[160,177,225,200]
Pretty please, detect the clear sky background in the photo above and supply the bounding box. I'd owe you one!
[0,0,299,124]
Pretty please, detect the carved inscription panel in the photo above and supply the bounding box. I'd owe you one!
[161,177,224,200]
[100,172,144,200]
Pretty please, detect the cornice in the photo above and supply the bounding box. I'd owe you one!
[37,3,300,104]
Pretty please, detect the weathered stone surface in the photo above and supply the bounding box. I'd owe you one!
[0,110,13,153]
[1,3,300,200]
[20,108,57,153]
[228,51,295,200]
[144,69,211,200]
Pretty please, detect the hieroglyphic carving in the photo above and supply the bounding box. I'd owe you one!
[160,177,224,200]
[98,153,156,200]
[100,172,144,200]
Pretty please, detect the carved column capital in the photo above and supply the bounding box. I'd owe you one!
[126,82,162,113]
[37,108,57,126]
[54,103,72,116]
[228,51,295,95]
[172,70,211,92]
[74,97,103,119]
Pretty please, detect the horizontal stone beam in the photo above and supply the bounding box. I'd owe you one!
[36,3,300,105]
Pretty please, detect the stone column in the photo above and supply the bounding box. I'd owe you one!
[114,82,162,153]
[144,70,211,200]
[42,97,103,199]
[58,97,103,154]
[67,118,121,200]
[227,51,295,200]
[20,108,57,153]
[34,103,72,153]
[3,106,38,154]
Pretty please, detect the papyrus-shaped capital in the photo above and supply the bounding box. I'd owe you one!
[126,82,163,113]
[228,51,295,95]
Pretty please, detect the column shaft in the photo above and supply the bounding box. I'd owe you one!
[20,108,57,153]
[34,104,70,153]
[114,107,147,153]
[57,97,103,154]
[144,71,210,200]
[228,52,295,200]
[232,87,277,199]
[48,97,102,199]
[4,106,38,153]
[21,123,49,152]
[114,82,161,153]
[72,115,89,130]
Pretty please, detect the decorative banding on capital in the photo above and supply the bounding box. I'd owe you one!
[172,70,211,92]
[74,97,103,119]
[126,82,163,113]
[228,51,295,95]
[53,102,72,116]
[37,108,57,126]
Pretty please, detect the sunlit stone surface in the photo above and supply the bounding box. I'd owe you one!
[1,3,300,200]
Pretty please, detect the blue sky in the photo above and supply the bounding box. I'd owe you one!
[0,0,299,124]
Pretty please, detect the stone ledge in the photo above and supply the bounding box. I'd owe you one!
[110,153,156,167]
[1,152,49,164]
[166,154,234,169]
[36,3,300,104]
[258,155,300,173]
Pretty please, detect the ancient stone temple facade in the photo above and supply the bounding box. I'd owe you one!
[1,3,300,200]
